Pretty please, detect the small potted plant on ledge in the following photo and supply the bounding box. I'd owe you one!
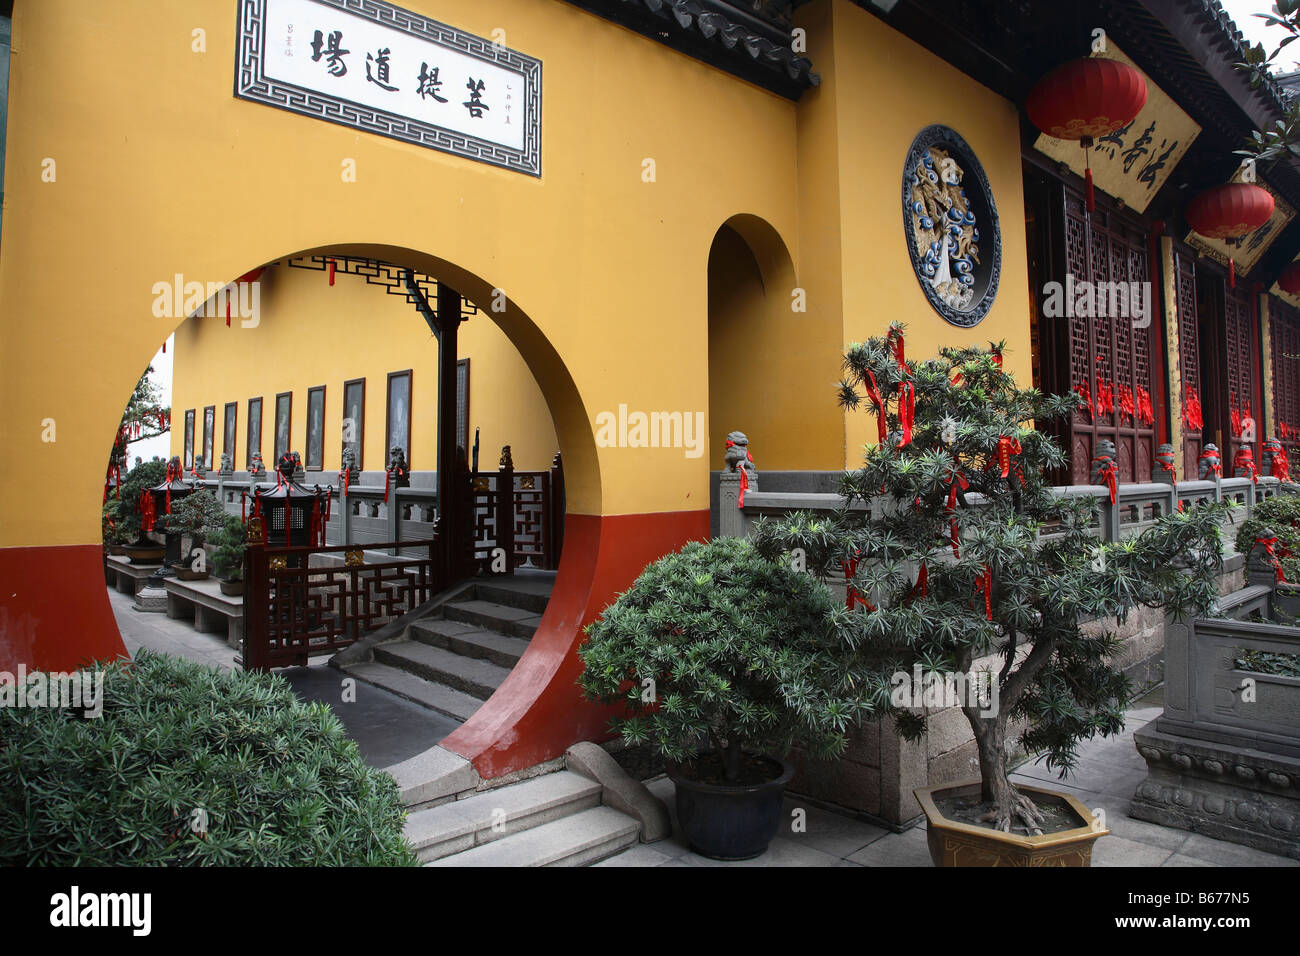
[161,489,226,581]
[210,515,247,596]
[578,536,875,860]
[753,326,1225,866]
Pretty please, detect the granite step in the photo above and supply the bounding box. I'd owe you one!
[405,770,602,863]
[424,805,640,867]
[473,578,553,614]
[344,660,484,722]
[373,640,511,700]
[444,599,543,639]
[408,618,530,669]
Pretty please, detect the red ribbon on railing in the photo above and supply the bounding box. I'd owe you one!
[973,565,992,620]
[1256,536,1287,583]
[383,468,390,503]
[1230,395,1242,438]
[725,439,755,508]
[1198,450,1222,479]
[1093,457,1118,504]
[840,555,876,611]
[1273,447,1291,482]
[1233,448,1259,485]
[863,369,887,445]
[1096,376,1114,416]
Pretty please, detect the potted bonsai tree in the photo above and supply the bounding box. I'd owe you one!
[752,325,1224,866]
[577,536,875,860]
[160,489,226,580]
[112,459,168,564]
[209,515,247,596]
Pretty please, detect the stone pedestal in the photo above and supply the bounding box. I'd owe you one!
[717,472,745,538]
[1131,721,1300,860]
[132,585,168,614]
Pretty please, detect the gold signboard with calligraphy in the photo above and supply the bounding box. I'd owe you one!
[1270,256,1300,309]
[1033,44,1200,214]
[1185,170,1295,278]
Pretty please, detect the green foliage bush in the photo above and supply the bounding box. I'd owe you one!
[577,537,873,781]
[161,489,227,542]
[209,515,247,581]
[1234,491,1300,581]
[0,651,417,866]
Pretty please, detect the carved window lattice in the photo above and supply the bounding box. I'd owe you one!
[1176,252,1203,478]
[1061,194,1158,483]
[1224,287,1257,460]
[1272,299,1300,451]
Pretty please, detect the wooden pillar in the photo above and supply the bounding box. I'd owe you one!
[1261,292,1276,438]
[1161,236,1184,473]
[436,283,463,581]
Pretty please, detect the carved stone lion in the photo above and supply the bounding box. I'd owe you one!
[1089,438,1117,485]
[724,430,758,490]
[248,453,267,477]
[1198,443,1222,480]
[1151,442,1177,485]
[219,452,233,475]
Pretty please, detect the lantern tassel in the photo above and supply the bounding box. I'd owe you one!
[1229,257,1236,288]
[328,258,336,286]
[1085,166,1095,213]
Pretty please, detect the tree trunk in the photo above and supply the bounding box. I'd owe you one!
[720,738,742,784]
[970,714,1044,834]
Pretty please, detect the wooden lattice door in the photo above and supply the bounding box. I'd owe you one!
[1061,189,1160,484]
[1223,284,1260,465]
[1271,298,1300,456]
[1174,249,1204,478]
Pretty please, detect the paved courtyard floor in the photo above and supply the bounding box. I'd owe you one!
[109,586,1298,867]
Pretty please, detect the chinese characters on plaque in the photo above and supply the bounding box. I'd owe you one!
[1033,44,1199,214]
[237,0,540,175]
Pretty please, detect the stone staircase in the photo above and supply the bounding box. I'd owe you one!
[406,770,641,866]
[340,573,554,722]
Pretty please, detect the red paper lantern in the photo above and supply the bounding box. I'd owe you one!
[1186,183,1274,286]
[1027,57,1148,212]
[1280,261,1300,296]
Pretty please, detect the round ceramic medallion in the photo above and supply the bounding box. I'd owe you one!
[902,125,1001,327]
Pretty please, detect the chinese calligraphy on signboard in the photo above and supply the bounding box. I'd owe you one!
[1185,170,1295,277]
[236,0,541,176]
[1033,44,1199,214]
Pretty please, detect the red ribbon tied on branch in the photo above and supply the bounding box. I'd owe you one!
[946,469,969,558]
[863,369,887,445]
[995,436,1022,480]
[906,562,928,603]
[840,554,876,612]
[1093,456,1118,504]
[898,381,915,448]
[973,565,993,620]
[1256,536,1287,583]
[140,489,157,533]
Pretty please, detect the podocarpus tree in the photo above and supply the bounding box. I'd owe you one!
[751,323,1225,832]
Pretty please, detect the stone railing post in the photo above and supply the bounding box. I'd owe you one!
[718,471,744,538]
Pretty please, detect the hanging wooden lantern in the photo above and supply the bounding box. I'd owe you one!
[1185,183,1274,287]
[1280,260,1300,296]
[1026,57,1148,212]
